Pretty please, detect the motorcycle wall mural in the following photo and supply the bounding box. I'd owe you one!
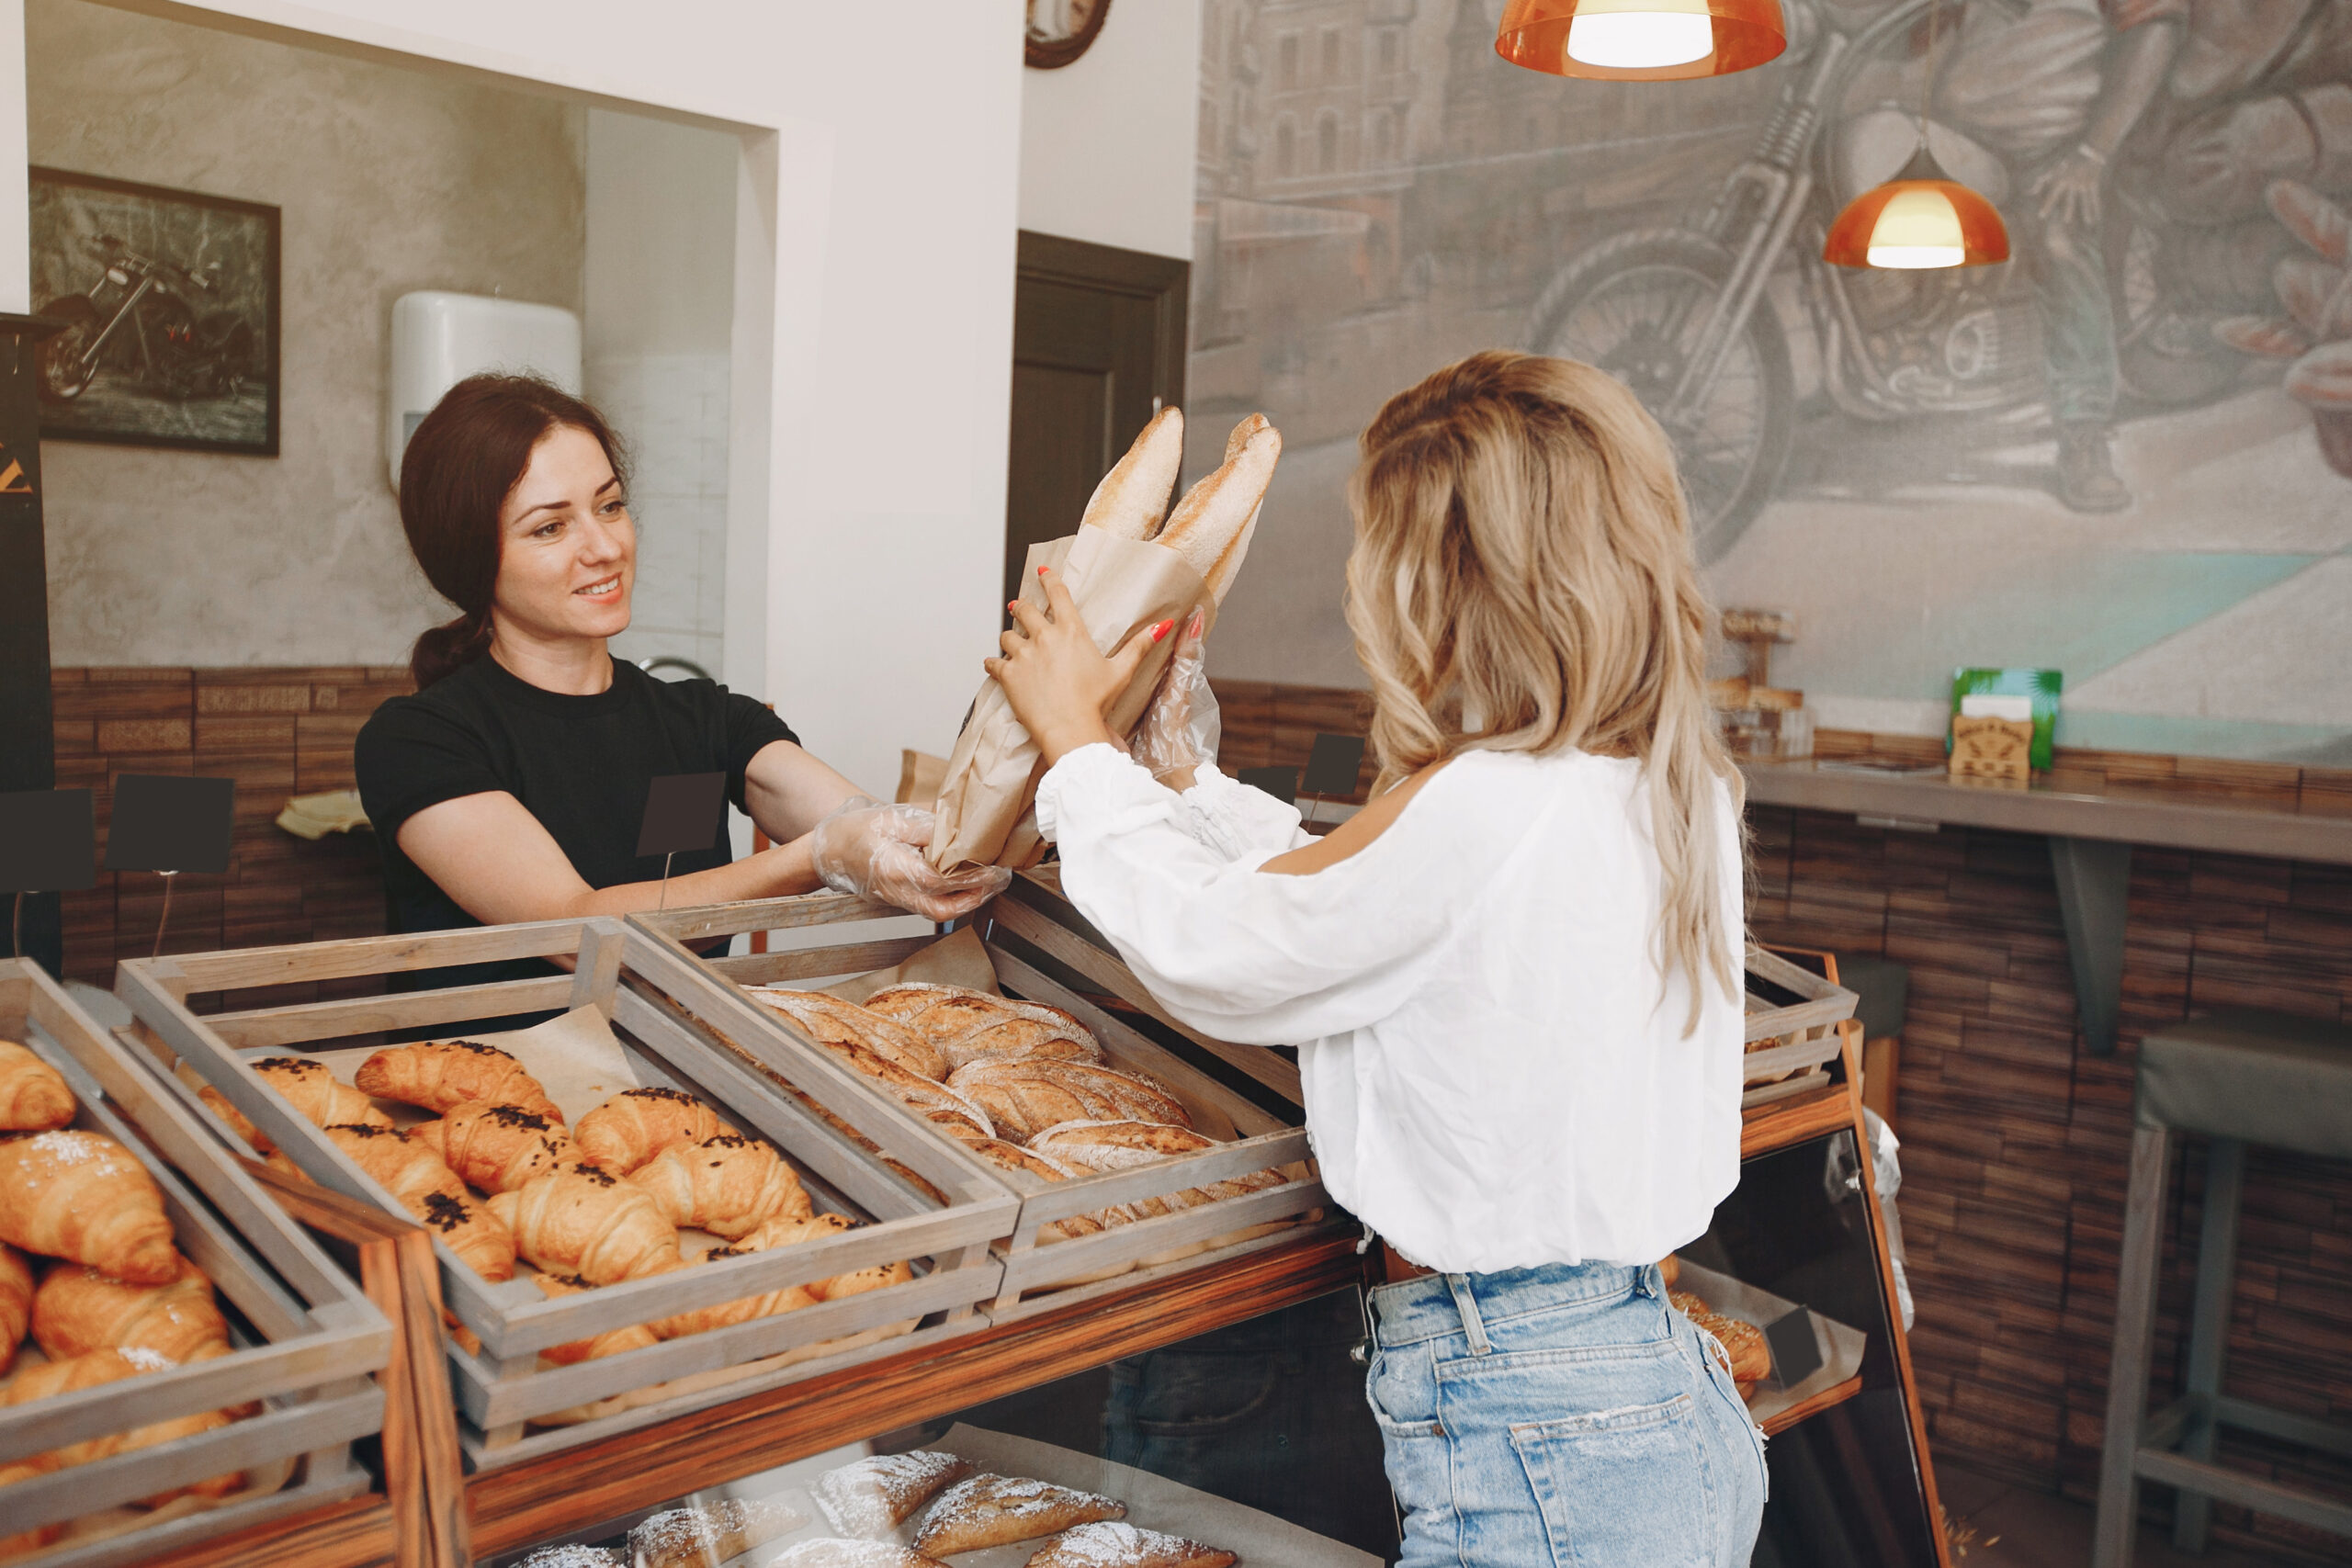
[30,166,278,457]
[1192,0,2352,763]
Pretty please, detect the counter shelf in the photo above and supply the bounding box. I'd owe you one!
[112,919,1016,1470]
[628,887,1340,1318]
[0,959,390,1566]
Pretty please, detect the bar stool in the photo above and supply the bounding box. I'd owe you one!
[2092,1010,2352,1567]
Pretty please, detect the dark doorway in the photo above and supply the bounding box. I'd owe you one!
[1004,231,1188,612]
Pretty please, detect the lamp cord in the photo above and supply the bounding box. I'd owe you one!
[1917,0,1943,149]
[153,871,175,959]
[9,891,19,961]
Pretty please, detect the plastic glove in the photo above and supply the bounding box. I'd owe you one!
[1126,610,1220,784]
[807,796,1011,920]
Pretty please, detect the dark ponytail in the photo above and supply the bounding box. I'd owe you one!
[399,374,630,688]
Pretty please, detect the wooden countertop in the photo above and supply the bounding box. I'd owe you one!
[1742,759,2352,864]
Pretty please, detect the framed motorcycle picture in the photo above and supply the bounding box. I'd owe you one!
[28,167,280,457]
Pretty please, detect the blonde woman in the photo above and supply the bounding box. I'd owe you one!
[987,352,1766,1565]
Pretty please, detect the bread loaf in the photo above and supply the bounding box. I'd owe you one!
[1156,416,1280,604]
[944,1061,1192,1145]
[814,1449,973,1537]
[1029,1120,1283,1216]
[750,990,950,1082]
[628,1497,806,1568]
[912,1474,1125,1556]
[1024,1521,1238,1568]
[962,1137,1128,1240]
[860,986,1102,1072]
[1079,404,1185,543]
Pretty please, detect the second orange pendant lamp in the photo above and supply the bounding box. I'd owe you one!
[1494,0,1786,82]
[1821,0,2009,269]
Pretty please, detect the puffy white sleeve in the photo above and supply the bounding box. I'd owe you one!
[1031,743,1482,1045]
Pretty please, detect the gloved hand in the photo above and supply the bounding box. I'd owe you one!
[807,796,1011,920]
[1126,610,1221,784]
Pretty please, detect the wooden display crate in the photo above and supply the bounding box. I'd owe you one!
[629,885,1340,1320]
[111,919,1015,1469]
[0,960,389,1567]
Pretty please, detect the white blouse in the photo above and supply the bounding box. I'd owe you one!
[1033,742,1746,1274]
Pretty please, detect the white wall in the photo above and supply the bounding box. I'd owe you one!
[1019,0,1203,260]
[15,0,1031,803]
[585,108,736,686]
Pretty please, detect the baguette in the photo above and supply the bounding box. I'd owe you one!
[1157,416,1280,604]
[1079,405,1185,542]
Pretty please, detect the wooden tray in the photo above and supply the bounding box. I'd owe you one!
[1739,943,1860,1102]
[629,886,1340,1319]
[111,919,1015,1470]
[0,960,389,1566]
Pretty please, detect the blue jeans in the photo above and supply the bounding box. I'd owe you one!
[1366,1262,1768,1567]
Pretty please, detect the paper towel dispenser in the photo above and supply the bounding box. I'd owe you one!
[386,291,582,489]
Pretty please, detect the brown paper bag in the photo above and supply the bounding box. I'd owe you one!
[929,525,1212,871]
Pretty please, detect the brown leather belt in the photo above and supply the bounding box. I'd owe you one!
[1380,1241,1435,1284]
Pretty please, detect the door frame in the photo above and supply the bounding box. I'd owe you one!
[1013,230,1189,431]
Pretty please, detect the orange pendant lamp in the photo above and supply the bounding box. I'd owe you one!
[1494,0,1786,82]
[1822,0,2008,269]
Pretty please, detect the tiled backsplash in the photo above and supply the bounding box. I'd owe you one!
[594,352,730,681]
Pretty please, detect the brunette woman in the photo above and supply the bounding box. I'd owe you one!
[356,375,1002,974]
[987,353,1767,1565]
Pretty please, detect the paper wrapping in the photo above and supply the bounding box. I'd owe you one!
[709,1421,1382,1567]
[929,525,1211,873]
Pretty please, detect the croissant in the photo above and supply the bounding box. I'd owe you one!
[413,1102,577,1194]
[0,1040,74,1132]
[2,1342,252,1504]
[354,1041,563,1122]
[0,1130,179,1284]
[0,1242,30,1375]
[198,1084,271,1154]
[646,1242,819,1340]
[485,1162,683,1284]
[732,1212,912,1302]
[251,1057,390,1135]
[532,1271,660,1366]
[626,1134,812,1239]
[32,1251,228,1363]
[323,1124,514,1281]
[572,1088,732,1174]
[0,1456,64,1555]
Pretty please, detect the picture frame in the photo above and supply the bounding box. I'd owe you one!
[1026,0,1111,70]
[29,166,281,457]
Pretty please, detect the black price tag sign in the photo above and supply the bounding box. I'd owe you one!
[1238,766,1299,805]
[637,773,727,861]
[1763,1305,1824,1387]
[105,774,234,875]
[0,789,96,893]
[1301,733,1366,798]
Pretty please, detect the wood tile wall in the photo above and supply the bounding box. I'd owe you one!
[1216,681,2352,1566]
[50,666,413,1004]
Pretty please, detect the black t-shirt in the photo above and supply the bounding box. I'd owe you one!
[355,655,797,953]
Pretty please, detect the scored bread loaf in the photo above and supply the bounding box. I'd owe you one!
[862,985,1105,1073]
[1079,404,1185,543]
[0,1039,74,1131]
[750,989,950,1082]
[962,1137,1130,1240]
[1029,1120,1283,1217]
[629,1498,806,1568]
[1156,415,1280,604]
[814,1450,974,1536]
[944,1060,1192,1145]
[1024,1521,1238,1568]
[912,1474,1125,1556]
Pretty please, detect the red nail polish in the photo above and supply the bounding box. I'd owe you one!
[1038,566,1048,577]
[1151,619,1174,642]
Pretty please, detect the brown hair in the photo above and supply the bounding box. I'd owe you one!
[1346,351,1747,1032]
[399,374,629,687]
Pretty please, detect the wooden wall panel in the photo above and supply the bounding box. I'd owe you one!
[1217,682,2352,1567]
[50,666,410,995]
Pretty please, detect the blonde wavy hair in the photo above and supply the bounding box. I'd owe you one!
[1345,351,1747,1031]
